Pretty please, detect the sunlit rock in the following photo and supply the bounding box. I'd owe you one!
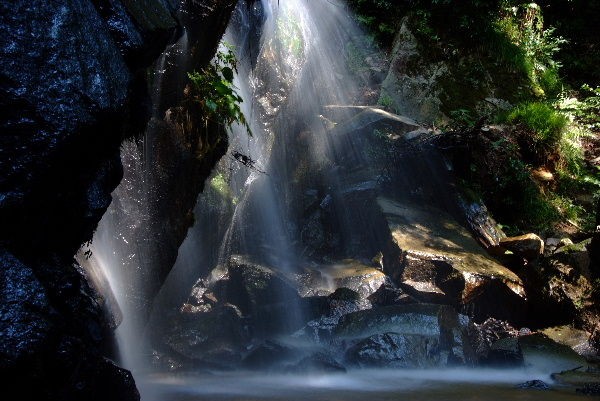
[520,334,590,373]
[377,197,526,324]
[499,234,544,260]
[542,326,599,362]
[298,259,389,299]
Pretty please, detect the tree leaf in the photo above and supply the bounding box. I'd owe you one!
[222,66,234,82]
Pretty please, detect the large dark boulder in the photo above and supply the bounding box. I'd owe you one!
[0,249,138,400]
[335,304,475,366]
[0,0,235,399]
[0,250,53,370]
[165,304,247,368]
[345,332,443,368]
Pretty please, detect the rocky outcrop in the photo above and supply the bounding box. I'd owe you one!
[336,304,475,367]
[0,0,236,399]
[165,303,247,368]
[522,239,599,332]
[377,198,527,324]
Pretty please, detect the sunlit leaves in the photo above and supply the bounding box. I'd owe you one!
[187,45,252,136]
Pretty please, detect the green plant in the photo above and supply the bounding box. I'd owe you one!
[568,85,600,131]
[507,102,568,150]
[493,3,566,97]
[449,108,476,128]
[187,45,251,136]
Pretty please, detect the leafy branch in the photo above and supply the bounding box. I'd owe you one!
[187,44,252,136]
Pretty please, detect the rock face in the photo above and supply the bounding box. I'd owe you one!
[523,239,599,332]
[0,0,236,399]
[377,198,527,324]
[336,304,475,367]
[165,304,247,368]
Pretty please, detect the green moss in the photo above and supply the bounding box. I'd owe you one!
[210,173,231,199]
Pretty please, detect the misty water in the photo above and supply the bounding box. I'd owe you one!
[139,370,584,401]
[79,0,592,400]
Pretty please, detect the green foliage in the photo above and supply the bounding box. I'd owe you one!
[506,102,568,149]
[495,155,560,231]
[276,12,304,58]
[448,109,476,128]
[560,85,600,132]
[346,0,400,46]
[493,3,566,97]
[210,173,230,198]
[377,93,395,112]
[187,45,251,136]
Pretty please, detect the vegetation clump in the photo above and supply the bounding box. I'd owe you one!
[187,44,252,136]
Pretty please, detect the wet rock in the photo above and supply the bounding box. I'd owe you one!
[499,234,544,260]
[206,255,304,337]
[542,326,599,362]
[460,199,506,249]
[0,250,53,369]
[224,255,299,314]
[292,316,341,345]
[242,340,299,369]
[378,197,526,324]
[301,210,326,257]
[485,337,524,367]
[523,239,598,330]
[298,287,370,345]
[367,283,417,306]
[288,352,346,373]
[468,318,519,361]
[520,334,589,373]
[335,304,475,365]
[165,304,247,367]
[81,356,141,401]
[345,332,441,368]
[516,380,550,390]
[180,278,218,314]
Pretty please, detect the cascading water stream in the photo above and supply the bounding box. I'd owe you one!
[75,1,579,400]
[78,29,191,375]
[149,0,380,341]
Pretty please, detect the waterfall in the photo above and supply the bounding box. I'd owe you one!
[150,0,382,337]
[77,29,191,374]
